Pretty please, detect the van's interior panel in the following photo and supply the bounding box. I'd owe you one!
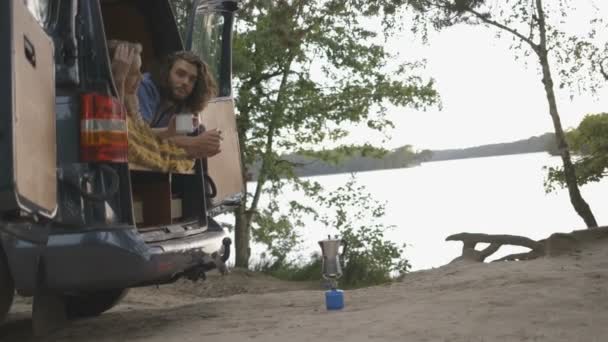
[130,171,172,227]
[11,1,57,216]
[130,170,206,229]
[100,0,183,72]
[171,173,205,222]
[200,98,244,207]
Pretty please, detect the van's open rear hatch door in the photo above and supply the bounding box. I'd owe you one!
[0,1,57,218]
[189,2,244,212]
[200,98,244,208]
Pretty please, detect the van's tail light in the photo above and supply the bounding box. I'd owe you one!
[80,93,128,163]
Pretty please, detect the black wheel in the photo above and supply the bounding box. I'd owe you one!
[65,288,129,319]
[0,249,15,324]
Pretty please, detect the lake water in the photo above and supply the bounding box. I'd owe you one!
[221,152,607,271]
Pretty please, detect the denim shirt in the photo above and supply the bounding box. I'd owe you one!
[137,73,183,128]
[137,73,160,125]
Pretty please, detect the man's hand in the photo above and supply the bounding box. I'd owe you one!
[169,129,222,158]
[189,129,222,158]
[153,116,178,139]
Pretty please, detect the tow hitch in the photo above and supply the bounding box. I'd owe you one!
[184,237,232,281]
[213,237,232,275]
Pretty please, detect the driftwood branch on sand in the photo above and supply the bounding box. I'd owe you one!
[446,227,608,264]
[446,233,545,263]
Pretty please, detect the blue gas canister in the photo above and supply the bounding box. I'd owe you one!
[325,289,344,310]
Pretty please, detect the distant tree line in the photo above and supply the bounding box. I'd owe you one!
[252,133,559,178]
[283,145,433,177]
[430,133,559,162]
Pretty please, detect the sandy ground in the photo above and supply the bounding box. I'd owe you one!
[2,242,608,341]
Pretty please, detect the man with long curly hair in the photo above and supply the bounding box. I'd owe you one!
[135,51,222,158]
[108,40,194,172]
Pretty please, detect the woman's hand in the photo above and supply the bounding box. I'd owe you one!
[111,43,135,101]
[166,115,178,137]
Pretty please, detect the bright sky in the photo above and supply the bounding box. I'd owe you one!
[345,2,608,151]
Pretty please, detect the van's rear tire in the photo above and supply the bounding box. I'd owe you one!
[65,289,129,319]
[0,250,15,324]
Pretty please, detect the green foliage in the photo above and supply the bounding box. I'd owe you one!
[255,176,410,289]
[252,205,301,262]
[318,176,411,287]
[545,113,608,192]
[253,255,323,282]
[234,1,439,165]
[232,0,439,266]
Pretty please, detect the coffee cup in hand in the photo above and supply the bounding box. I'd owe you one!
[175,113,194,135]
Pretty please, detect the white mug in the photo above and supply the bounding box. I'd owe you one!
[175,113,194,135]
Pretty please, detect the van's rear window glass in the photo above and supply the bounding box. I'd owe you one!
[191,11,225,88]
[25,0,51,27]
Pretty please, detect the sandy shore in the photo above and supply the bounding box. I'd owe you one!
[2,240,608,341]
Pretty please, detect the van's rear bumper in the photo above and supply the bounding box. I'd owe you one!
[0,225,228,294]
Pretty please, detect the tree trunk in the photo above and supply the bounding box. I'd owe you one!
[535,0,597,228]
[538,56,597,228]
[234,203,251,267]
[233,113,251,267]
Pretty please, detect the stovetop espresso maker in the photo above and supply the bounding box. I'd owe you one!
[318,236,347,288]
